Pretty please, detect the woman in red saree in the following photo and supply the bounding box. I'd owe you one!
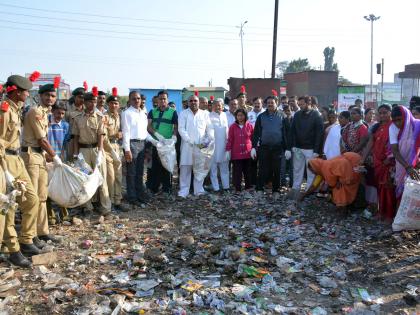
[362,104,396,222]
[306,153,362,208]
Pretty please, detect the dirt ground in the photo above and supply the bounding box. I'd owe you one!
[1,189,419,314]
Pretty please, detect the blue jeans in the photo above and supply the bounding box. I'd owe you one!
[125,140,146,201]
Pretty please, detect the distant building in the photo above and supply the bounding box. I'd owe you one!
[395,64,420,106]
[284,71,338,107]
[182,86,226,101]
[227,77,285,103]
[25,73,70,100]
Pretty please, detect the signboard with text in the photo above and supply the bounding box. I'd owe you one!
[337,86,365,112]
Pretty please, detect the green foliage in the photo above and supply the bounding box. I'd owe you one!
[285,58,312,73]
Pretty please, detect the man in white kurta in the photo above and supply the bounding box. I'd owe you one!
[178,95,214,198]
[209,99,229,192]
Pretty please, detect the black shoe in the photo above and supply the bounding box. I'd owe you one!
[20,243,41,256]
[39,234,62,244]
[33,237,46,249]
[9,251,32,268]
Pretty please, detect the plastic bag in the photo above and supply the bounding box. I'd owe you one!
[192,140,214,181]
[48,164,103,208]
[156,138,176,173]
[392,178,420,231]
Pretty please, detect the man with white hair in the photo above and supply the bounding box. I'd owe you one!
[178,95,214,198]
[209,98,229,192]
[199,96,209,111]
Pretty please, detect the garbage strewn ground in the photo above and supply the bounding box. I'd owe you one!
[1,191,419,314]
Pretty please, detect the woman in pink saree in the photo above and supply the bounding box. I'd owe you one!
[389,105,420,203]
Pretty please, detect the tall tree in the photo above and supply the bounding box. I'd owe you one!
[323,47,338,71]
[275,60,289,78]
[285,58,312,73]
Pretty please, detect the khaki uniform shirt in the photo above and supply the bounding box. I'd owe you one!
[0,97,23,157]
[103,112,120,153]
[72,111,105,144]
[22,105,49,147]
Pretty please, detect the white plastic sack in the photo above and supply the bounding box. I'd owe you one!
[392,178,420,231]
[156,138,177,173]
[48,164,104,208]
[192,141,215,181]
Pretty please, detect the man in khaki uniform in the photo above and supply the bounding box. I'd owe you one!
[21,84,63,248]
[65,87,85,159]
[103,93,124,211]
[0,75,41,267]
[72,92,111,215]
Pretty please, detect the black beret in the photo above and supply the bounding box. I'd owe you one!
[38,84,56,94]
[83,92,97,101]
[6,75,33,90]
[106,95,119,103]
[72,87,85,96]
[98,91,106,96]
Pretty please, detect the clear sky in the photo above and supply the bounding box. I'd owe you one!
[0,0,418,94]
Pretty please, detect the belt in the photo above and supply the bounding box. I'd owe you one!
[130,139,144,143]
[109,138,119,144]
[79,143,98,148]
[21,146,43,153]
[5,149,19,155]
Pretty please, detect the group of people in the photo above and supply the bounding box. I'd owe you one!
[0,73,419,268]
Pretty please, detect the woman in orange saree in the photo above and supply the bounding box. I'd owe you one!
[307,153,362,207]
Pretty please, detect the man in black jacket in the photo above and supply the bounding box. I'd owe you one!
[285,96,324,197]
[252,96,287,200]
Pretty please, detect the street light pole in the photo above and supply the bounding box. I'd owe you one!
[364,14,380,102]
[239,21,248,79]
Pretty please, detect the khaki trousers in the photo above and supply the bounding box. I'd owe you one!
[105,143,122,205]
[79,148,111,211]
[3,155,38,251]
[21,151,49,236]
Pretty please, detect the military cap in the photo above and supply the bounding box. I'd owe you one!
[84,92,97,101]
[98,90,106,96]
[5,75,33,90]
[72,87,85,96]
[38,84,56,94]
[106,95,119,103]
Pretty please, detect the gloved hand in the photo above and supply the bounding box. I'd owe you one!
[312,153,319,158]
[225,151,231,161]
[96,150,104,166]
[4,171,15,187]
[53,155,63,166]
[155,133,165,142]
[251,148,257,160]
[171,135,177,144]
[111,149,121,162]
[285,150,292,160]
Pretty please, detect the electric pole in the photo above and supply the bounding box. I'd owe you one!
[271,0,279,78]
[239,21,248,79]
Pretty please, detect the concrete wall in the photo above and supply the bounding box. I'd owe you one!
[227,77,283,102]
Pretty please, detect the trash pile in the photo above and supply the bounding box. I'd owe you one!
[0,191,418,314]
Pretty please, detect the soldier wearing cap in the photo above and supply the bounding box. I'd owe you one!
[96,91,107,114]
[72,92,111,215]
[0,75,41,267]
[21,83,63,248]
[65,87,85,159]
[103,92,125,211]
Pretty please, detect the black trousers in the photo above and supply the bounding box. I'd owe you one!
[125,140,146,201]
[256,145,283,192]
[150,146,171,193]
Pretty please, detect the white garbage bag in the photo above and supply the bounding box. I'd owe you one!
[192,140,215,182]
[156,138,177,174]
[48,164,104,208]
[392,178,420,231]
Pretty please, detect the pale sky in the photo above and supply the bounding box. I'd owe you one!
[0,0,418,93]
